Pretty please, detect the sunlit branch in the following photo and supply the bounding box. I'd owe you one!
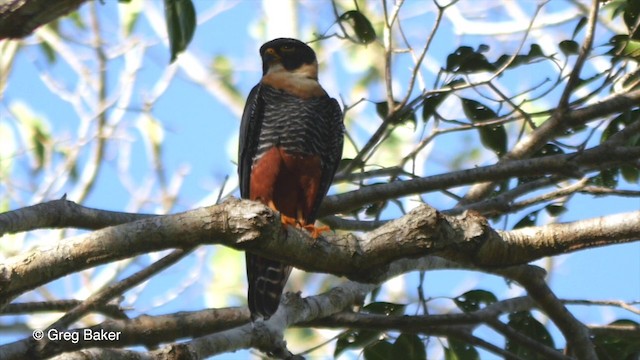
[2,197,638,310]
[322,145,640,216]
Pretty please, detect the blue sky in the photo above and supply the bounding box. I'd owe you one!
[1,1,638,358]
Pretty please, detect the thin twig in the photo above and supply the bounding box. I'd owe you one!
[36,248,193,357]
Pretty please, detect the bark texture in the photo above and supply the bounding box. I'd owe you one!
[0,0,86,39]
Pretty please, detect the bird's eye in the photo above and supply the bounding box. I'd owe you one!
[280,45,294,52]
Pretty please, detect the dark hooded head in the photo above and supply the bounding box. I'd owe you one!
[259,38,317,75]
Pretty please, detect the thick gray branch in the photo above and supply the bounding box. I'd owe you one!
[1,198,638,310]
[0,197,155,237]
[0,0,87,39]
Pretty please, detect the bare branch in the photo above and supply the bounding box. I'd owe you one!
[322,145,640,216]
[1,307,248,360]
[2,198,638,311]
[557,0,600,110]
[0,0,87,39]
[562,299,640,316]
[0,197,155,236]
[501,266,597,359]
[0,300,127,319]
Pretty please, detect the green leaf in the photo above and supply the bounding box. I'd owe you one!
[514,210,540,229]
[39,41,56,64]
[362,302,406,316]
[608,35,640,61]
[601,110,639,143]
[572,16,587,39]
[528,43,545,58]
[492,44,547,70]
[573,71,607,92]
[447,338,480,360]
[446,46,494,73]
[68,11,86,30]
[623,0,640,39]
[375,101,392,119]
[445,338,480,360]
[0,122,16,178]
[375,101,417,127]
[621,69,640,90]
[421,93,447,122]
[212,55,242,101]
[534,143,564,157]
[593,319,640,360]
[364,200,387,217]
[31,126,48,171]
[393,334,426,360]
[601,116,624,143]
[11,102,51,173]
[340,10,377,44]
[591,168,619,189]
[559,40,580,56]
[477,125,507,157]
[136,114,165,162]
[337,158,360,173]
[507,311,555,359]
[423,79,465,122]
[604,0,628,21]
[164,0,196,63]
[620,164,639,183]
[461,98,497,122]
[335,329,381,357]
[545,204,567,217]
[461,98,507,156]
[454,290,497,313]
[364,340,393,360]
[560,123,588,137]
[119,0,142,36]
[446,78,467,88]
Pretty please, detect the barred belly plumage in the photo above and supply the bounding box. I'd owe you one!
[254,87,333,162]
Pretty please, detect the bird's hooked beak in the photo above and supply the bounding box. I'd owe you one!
[263,48,281,64]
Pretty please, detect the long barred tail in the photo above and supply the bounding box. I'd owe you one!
[245,252,292,320]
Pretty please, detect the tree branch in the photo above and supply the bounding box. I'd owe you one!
[2,196,631,358]
[460,82,640,204]
[2,198,638,312]
[501,266,597,359]
[35,249,192,357]
[322,145,640,216]
[0,300,127,319]
[0,196,155,236]
[0,0,87,40]
[0,307,249,360]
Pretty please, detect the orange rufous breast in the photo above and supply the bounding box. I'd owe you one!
[249,146,322,225]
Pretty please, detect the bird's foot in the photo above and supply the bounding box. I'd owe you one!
[302,224,330,239]
[279,214,330,239]
[280,214,298,227]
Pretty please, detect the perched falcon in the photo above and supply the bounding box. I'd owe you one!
[238,38,344,320]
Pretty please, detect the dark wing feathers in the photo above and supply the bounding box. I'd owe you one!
[239,82,343,320]
[307,97,344,223]
[238,84,263,199]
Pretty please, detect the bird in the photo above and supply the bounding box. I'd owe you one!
[238,38,344,320]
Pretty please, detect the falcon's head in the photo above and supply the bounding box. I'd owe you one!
[259,38,318,80]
